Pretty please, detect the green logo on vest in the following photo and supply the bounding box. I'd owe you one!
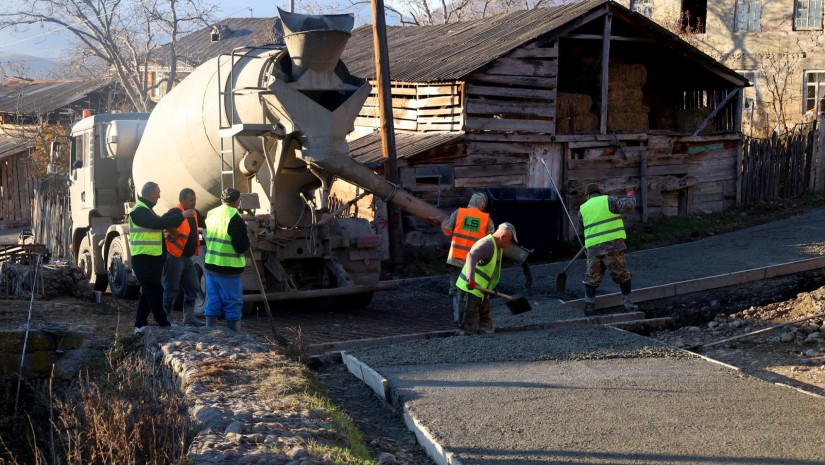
[462,216,481,232]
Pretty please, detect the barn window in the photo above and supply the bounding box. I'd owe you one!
[630,0,653,18]
[681,0,707,33]
[804,71,825,113]
[795,0,823,29]
[735,0,761,31]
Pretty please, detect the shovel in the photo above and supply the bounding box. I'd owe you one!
[475,286,532,314]
[556,246,585,292]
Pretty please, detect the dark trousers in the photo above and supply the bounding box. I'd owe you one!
[133,254,171,328]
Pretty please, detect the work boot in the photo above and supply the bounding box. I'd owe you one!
[623,296,639,312]
[583,302,595,316]
[182,306,204,327]
[205,316,218,329]
[225,319,241,332]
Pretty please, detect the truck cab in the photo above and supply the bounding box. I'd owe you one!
[67,113,150,296]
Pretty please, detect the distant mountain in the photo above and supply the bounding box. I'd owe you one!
[0,52,63,79]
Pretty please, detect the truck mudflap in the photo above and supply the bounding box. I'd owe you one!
[242,281,400,303]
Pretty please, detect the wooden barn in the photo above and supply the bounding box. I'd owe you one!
[0,78,118,226]
[340,0,748,250]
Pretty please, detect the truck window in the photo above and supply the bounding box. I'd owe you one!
[72,134,84,179]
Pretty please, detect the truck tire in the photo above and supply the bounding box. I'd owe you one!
[190,254,207,316]
[107,236,139,299]
[78,237,108,292]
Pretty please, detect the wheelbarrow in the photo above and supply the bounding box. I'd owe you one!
[475,286,532,314]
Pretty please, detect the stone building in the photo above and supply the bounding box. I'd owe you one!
[617,0,825,135]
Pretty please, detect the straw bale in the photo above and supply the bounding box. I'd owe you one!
[608,111,649,131]
[608,63,647,87]
[556,113,599,133]
[674,108,715,132]
[557,92,593,117]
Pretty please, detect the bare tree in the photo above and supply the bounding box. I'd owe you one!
[758,53,801,135]
[0,0,216,112]
[346,0,555,26]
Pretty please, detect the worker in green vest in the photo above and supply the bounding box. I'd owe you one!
[577,183,637,316]
[455,222,518,334]
[130,181,195,334]
[204,188,249,331]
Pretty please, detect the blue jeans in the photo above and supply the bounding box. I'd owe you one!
[163,255,199,312]
[204,272,243,321]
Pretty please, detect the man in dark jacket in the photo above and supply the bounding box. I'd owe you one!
[203,188,250,331]
[130,181,195,334]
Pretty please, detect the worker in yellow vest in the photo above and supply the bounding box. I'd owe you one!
[204,188,249,331]
[130,181,195,334]
[441,192,495,323]
[455,222,518,334]
[577,183,637,316]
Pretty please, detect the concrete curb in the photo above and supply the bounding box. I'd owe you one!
[563,255,825,310]
[341,351,390,402]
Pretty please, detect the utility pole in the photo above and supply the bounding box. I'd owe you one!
[370,0,405,270]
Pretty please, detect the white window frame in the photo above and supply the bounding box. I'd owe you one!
[735,0,761,31]
[804,70,825,113]
[630,0,653,18]
[795,0,823,30]
[735,70,759,108]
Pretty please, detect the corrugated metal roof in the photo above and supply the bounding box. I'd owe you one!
[343,0,607,81]
[349,132,464,169]
[342,0,746,86]
[0,136,29,161]
[150,17,284,67]
[0,78,112,114]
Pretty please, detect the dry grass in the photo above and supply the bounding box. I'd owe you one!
[1,335,189,465]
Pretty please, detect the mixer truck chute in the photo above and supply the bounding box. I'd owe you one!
[58,9,454,310]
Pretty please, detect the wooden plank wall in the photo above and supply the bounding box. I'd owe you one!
[355,82,463,133]
[0,154,33,222]
[464,40,558,134]
[565,135,738,221]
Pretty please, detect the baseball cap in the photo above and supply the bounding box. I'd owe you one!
[497,222,518,243]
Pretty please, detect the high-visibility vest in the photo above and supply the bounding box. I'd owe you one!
[447,208,490,263]
[128,199,163,256]
[581,195,626,249]
[204,204,246,269]
[165,203,199,258]
[455,235,501,299]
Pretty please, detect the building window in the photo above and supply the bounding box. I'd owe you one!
[681,0,707,33]
[795,0,823,30]
[735,0,761,31]
[804,71,825,113]
[736,70,759,104]
[631,0,653,18]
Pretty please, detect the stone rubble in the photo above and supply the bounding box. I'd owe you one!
[139,325,373,465]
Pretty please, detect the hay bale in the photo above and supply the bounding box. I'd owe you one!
[557,92,593,116]
[557,113,599,133]
[674,108,715,133]
[608,111,649,131]
[609,63,647,87]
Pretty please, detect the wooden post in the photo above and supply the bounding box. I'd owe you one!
[815,111,825,191]
[371,0,405,266]
[599,14,612,135]
[639,149,648,223]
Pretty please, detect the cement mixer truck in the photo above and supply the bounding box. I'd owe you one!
[58,9,451,310]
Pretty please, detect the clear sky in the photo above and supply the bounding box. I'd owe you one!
[0,0,370,60]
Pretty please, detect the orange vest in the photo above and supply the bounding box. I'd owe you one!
[164,204,199,258]
[447,208,490,263]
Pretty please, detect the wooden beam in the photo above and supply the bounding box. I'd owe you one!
[566,33,654,42]
[691,88,740,136]
[599,14,612,135]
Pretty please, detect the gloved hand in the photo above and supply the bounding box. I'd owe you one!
[467,279,476,290]
[626,190,636,196]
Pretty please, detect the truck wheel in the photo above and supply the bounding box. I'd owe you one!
[78,237,108,292]
[107,236,138,299]
[190,255,207,316]
[336,292,374,311]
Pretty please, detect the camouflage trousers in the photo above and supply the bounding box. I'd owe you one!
[584,250,632,287]
[459,291,493,334]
